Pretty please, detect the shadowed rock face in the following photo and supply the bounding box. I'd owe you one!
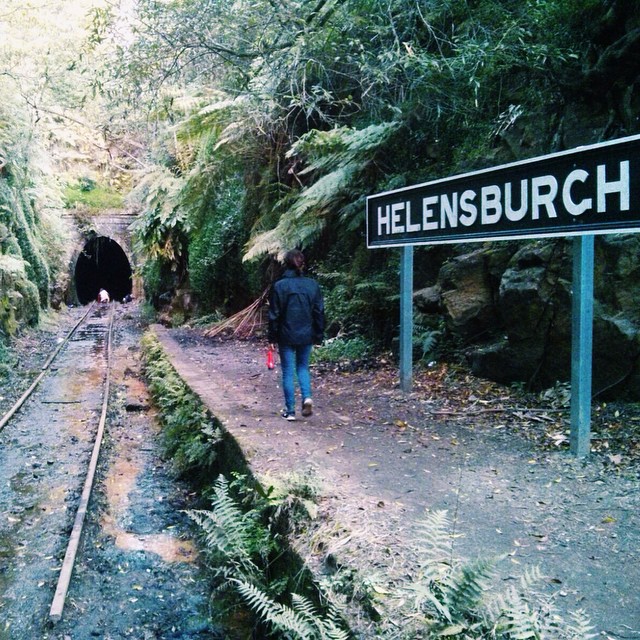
[414,236,640,399]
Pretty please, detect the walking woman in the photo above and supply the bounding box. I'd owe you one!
[268,250,324,421]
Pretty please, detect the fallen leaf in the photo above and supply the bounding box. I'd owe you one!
[438,624,466,636]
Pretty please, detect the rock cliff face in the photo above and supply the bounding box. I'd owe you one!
[0,254,41,333]
[414,236,640,399]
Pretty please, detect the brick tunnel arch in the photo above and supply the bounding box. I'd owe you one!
[74,235,133,304]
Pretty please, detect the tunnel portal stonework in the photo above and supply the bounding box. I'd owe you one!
[62,211,143,306]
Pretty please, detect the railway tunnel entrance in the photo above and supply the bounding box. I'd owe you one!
[75,236,133,304]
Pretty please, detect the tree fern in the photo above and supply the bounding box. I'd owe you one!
[244,163,356,260]
[244,122,399,260]
[129,167,190,263]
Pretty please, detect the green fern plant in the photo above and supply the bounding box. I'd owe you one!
[487,570,597,640]
[413,312,443,363]
[400,511,596,639]
[188,475,275,586]
[129,167,190,259]
[187,472,351,638]
[565,610,597,639]
[233,580,350,640]
[244,122,399,260]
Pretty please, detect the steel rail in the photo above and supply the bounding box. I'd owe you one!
[0,302,96,434]
[49,301,116,623]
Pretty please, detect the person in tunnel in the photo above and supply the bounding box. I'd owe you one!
[98,288,110,304]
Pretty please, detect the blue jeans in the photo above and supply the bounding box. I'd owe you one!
[278,344,312,414]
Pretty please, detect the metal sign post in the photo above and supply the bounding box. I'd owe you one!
[570,235,594,457]
[399,246,413,393]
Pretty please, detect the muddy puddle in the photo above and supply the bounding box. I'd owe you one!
[101,434,198,564]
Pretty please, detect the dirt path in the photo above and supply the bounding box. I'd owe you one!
[0,305,217,639]
[156,327,640,639]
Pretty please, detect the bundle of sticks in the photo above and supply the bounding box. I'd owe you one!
[203,289,269,339]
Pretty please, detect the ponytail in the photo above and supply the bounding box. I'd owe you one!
[283,249,305,275]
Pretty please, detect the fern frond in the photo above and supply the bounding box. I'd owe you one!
[317,619,350,640]
[188,508,258,577]
[443,559,495,618]
[497,600,542,640]
[414,509,454,572]
[517,566,545,592]
[286,122,400,173]
[243,163,351,260]
[187,475,269,581]
[402,510,458,623]
[405,581,453,623]
[128,166,190,262]
[290,592,320,625]
[233,580,316,639]
[566,609,597,639]
[244,122,400,260]
[291,593,350,640]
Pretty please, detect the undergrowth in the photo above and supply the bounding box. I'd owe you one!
[141,332,222,478]
[190,474,349,639]
[312,336,373,364]
[141,331,596,639]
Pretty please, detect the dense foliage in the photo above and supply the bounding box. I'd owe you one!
[0,90,66,338]
[0,0,112,345]
[93,0,640,348]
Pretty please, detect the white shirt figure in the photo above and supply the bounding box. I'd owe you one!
[98,288,110,303]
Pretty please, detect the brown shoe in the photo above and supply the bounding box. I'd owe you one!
[302,398,313,417]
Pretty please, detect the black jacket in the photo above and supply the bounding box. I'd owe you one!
[268,269,324,345]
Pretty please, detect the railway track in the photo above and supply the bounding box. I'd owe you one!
[0,302,116,631]
[0,303,215,639]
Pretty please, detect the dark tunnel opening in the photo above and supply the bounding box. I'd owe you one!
[75,236,133,305]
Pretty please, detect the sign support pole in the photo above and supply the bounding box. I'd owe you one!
[400,245,414,393]
[570,235,594,457]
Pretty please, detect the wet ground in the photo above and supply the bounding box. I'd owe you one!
[0,305,216,639]
[155,326,640,639]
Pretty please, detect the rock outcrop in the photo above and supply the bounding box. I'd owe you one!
[414,236,640,399]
